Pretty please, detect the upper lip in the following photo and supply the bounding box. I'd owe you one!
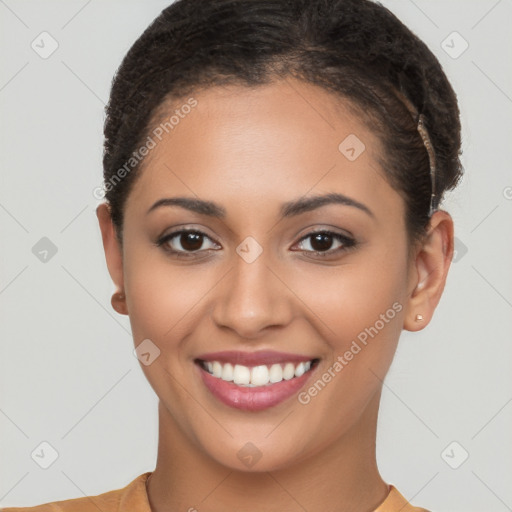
[195,350,318,367]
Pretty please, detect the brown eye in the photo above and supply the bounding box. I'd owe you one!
[178,232,203,251]
[309,232,335,251]
[157,229,220,255]
[294,230,356,256]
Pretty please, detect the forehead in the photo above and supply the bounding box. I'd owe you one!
[125,78,401,221]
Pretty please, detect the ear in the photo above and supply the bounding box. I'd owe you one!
[96,203,128,315]
[403,210,454,331]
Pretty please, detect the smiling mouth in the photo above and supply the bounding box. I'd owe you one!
[195,358,320,387]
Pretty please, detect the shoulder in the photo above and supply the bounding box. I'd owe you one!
[374,484,431,512]
[0,472,152,512]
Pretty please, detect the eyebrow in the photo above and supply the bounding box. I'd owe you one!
[146,192,374,219]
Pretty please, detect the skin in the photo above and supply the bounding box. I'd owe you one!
[97,78,454,512]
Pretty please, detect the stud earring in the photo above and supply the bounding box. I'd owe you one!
[111,291,126,314]
[415,314,424,322]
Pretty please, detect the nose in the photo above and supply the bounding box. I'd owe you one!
[211,248,294,339]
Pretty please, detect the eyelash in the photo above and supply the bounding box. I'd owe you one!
[155,228,357,259]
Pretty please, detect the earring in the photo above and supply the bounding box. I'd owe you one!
[415,314,424,322]
[111,291,127,314]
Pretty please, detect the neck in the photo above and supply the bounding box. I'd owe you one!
[147,389,388,512]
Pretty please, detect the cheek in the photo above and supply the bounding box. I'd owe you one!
[122,240,210,343]
[294,254,406,344]
[122,255,207,405]
[290,256,407,397]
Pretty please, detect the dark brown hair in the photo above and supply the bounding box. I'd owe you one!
[102,0,463,249]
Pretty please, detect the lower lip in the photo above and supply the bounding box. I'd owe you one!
[196,362,317,411]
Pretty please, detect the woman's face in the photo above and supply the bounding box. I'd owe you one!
[104,79,420,471]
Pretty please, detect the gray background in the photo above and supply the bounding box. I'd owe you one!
[1,0,511,510]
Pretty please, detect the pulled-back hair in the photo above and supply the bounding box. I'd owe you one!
[102,0,463,248]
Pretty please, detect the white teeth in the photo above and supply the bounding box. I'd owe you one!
[233,364,251,385]
[269,363,283,383]
[294,362,306,377]
[212,361,223,378]
[221,362,234,381]
[283,363,295,380]
[201,359,316,387]
[251,365,269,386]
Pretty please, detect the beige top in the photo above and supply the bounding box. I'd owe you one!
[1,472,430,511]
